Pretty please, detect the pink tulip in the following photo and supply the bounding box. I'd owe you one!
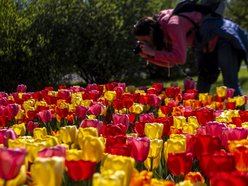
[0,147,27,180]
[80,119,103,135]
[16,84,27,93]
[222,128,248,149]
[139,113,155,123]
[127,136,150,162]
[38,145,66,158]
[226,88,235,98]
[75,106,88,119]
[204,121,227,139]
[37,110,53,123]
[0,128,18,147]
[183,78,195,90]
[6,103,19,120]
[27,121,39,134]
[113,113,129,128]
[87,102,104,116]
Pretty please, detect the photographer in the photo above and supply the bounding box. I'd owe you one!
[133,0,248,99]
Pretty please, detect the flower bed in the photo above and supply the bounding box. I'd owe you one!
[0,81,248,186]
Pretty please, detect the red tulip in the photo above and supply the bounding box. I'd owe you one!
[113,99,124,110]
[160,106,173,115]
[167,152,193,176]
[165,86,181,98]
[210,171,248,186]
[231,117,242,127]
[239,110,248,122]
[187,134,222,158]
[225,101,236,110]
[102,123,127,137]
[147,88,158,95]
[105,135,127,153]
[195,107,214,125]
[0,147,27,180]
[37,110,53,123]
[65,160,97,181]
[127,137,150,162]
[152,82,164,93]
[199,152,236,179]
[133,122,146,137]
[122,94,134,109]
[38,145,66,158]
[108,143,132,156]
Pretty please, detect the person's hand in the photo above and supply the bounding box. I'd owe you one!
[140,42,156,57]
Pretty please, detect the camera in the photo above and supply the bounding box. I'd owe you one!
[133,42,142,54]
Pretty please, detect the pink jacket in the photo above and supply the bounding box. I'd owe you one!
[148,9,202,67]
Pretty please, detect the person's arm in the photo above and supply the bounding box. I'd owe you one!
[141,18,188,67]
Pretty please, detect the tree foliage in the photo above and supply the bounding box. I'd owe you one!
[0,0,246,92]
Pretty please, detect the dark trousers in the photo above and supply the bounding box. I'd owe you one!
[196,39,243,97]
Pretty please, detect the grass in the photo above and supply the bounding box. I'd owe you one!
[134,66,248,96]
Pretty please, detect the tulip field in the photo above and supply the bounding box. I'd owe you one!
[0,81,248,186]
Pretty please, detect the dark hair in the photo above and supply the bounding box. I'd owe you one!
[133,16,165,50]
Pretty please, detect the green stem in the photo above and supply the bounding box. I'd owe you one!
[150,157,154,171]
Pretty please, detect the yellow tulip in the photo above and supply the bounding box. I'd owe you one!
[134,89,146,95]
[104,91,117,102]
[59,126,77,146]
[77,127,98,144]
[144,139,163,171]
[47,91,58,96]
[15,108,25,121]
[216,86,227,98]
[23,99,36,111]
[33,127,47,139]
[144,123,164,139]
[164,134,186,161]
[25,140,47,163]
[57,100,69,109]
[79,136,104,162]
[11,123,26,136]
[173,116,186,129]
[149,178,175,186]
[228,124,237,128]
[93,170,125,186]
[66,149,83,161]
[35,100,48,109]
[215,116,229,123]
[187,116,199,127]
[31,157,65,186]
[43,135,60,147]
[235,96,246,107]
[182,123,197,134]
[81,99,93,107]
[129,103,144,114]
[71,94,83,107]
[242,122,248,129]
[198,93,209,102]
[0,165,26,186]
[101,154,135,186]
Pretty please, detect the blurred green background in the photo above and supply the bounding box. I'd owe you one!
[0,0,247,92]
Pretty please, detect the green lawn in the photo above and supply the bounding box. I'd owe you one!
[136,66,248,96]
